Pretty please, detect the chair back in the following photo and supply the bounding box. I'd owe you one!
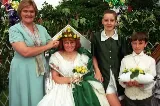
[151,44,160,64]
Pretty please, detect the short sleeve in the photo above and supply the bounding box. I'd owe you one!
[9,26,24,43]
[81,54,89,64]
[49,53,59,68]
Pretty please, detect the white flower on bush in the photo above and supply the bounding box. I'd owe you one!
[1,5,5,9]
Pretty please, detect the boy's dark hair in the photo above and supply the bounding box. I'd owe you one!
[131,32,149,42]
[103,10,117,20]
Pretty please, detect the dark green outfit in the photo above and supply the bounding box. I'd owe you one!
[91,31,128,96]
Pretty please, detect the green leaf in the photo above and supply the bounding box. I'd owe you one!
[71,19,79,28]
[79,17,86,26]
[62,8,71,16]
[73,69,76,73]
[130,71,139,79]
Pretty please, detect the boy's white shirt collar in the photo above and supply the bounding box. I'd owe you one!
[132,51,144,56]
[101,29,118,41]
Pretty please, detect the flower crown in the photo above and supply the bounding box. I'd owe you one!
[57,27,80,40]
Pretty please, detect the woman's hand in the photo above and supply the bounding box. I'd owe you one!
[94,71,103,82]
[47,40,59,49]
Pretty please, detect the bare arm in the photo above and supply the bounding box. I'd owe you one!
[93,56,101,73]
[52,70,71,84]
[11,40,59,57]
[93,56,103,82]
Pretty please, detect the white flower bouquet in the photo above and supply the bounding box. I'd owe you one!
[119,67,154,84]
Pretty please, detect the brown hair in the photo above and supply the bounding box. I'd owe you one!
[103,10,117,20]
[17,0,38,19]
[131,32,149,42]
[58,38,81,51]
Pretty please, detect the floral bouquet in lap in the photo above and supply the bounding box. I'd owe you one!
[119,67,154,84]
[71,66,89,84]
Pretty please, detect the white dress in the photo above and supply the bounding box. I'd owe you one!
[37,52,110,106]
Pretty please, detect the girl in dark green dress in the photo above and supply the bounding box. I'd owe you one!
[91,10,128,106]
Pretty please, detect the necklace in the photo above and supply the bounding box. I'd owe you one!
[20,22,42,46]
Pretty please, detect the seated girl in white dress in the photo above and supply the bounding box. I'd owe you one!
[37,27,110,106]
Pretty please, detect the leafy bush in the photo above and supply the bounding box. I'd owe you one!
[117,1,160,54]
[37,0,109,39]
[0,2,13,93]
[118,9,160,43]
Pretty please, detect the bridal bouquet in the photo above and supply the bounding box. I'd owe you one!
[72,66,88,84]
[119,67,154,84]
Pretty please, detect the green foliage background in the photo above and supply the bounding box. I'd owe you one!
[0,3,13,92]
[37,0,109,39]
[118,0,160,44]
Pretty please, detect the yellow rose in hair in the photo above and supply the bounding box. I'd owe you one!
[73,34,77,38]
[57,36,60,39]
[69,34,72,37]
[57,35,62,39]
[77,35,80,38]
[64,35,68,37]
[67,27,71,32]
